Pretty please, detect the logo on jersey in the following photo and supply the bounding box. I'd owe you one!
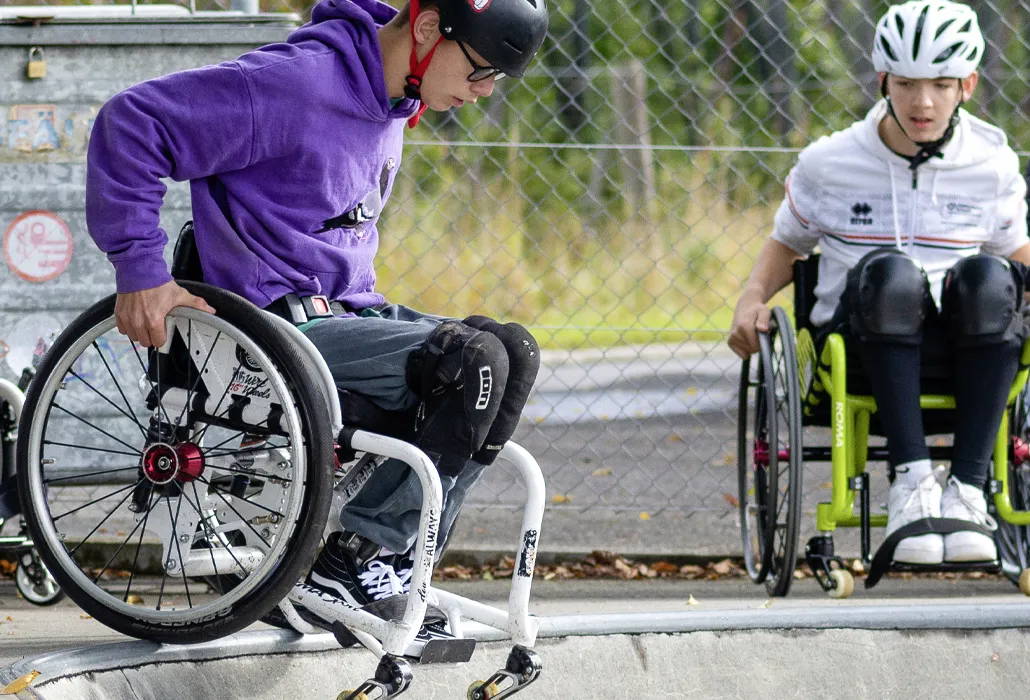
[469,0,491,11]
[850,202,873,226]
[940,201,984,227]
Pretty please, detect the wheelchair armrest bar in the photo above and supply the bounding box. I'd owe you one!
[263,312,343,435]
[347,429,443,656]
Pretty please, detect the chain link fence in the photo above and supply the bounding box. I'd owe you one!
[7,0,1030,554]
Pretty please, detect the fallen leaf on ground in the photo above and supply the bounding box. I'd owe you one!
[652,561,679,575]
[590,468,613,477]
[723,493,740,508]
[1,670,40,694]
[759,599,774,609]
[712,559,733,576]
[550,494,571,504]
[639,512,651,520]
[991,652,1000,662]
[686,594,699,606]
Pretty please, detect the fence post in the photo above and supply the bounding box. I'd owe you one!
[610,60,656,229]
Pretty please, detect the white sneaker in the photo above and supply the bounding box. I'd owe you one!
[940,476,997,563]
[885,470,944,564]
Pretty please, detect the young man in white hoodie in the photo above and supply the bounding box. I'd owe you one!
[728,0,1030,565]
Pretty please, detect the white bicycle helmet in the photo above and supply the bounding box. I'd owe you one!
[872,0,984,79]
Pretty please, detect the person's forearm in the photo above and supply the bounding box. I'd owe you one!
[742,238,802,303]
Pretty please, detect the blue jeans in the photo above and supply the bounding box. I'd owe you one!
[302,304,486,554]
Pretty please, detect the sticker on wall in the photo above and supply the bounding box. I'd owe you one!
[3,210,73,282]
[7,104,59,152]
[1,312,62,376]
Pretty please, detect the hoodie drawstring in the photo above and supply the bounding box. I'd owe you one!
[888,161,903,252]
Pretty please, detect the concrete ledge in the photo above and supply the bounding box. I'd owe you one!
[7,602,1030,699]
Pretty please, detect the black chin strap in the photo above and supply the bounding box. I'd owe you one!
[881,77,961,181]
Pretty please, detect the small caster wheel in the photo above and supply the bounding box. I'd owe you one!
[336,691,367,700]
[468,680,501,700]
[826,569,854,599]
[15,553,64,606]
[1019,569,1030,597]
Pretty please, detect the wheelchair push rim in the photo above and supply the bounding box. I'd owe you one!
[737,307,803,594]
[18,300,325,637]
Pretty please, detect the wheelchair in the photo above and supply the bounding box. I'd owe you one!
[15,225,546,700]
[738,254,1030,598]
[0,365,63,606]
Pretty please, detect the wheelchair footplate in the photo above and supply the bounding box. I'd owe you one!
[864,517,998,588]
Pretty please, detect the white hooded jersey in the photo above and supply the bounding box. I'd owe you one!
[771,99,1028,327]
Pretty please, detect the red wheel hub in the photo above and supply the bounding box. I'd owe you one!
[176,443,205,483]
[753,439,790,468]
[754,438,770,467]
[141,442,205,484]
[1014,437,1030,467]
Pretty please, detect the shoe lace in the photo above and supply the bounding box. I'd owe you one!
[946,478,998,531]
[897,474,939,520]
[358,560,404,601]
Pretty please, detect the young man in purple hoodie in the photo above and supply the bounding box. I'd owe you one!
[85,0,548,622]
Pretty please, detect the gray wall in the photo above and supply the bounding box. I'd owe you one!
[0,18,298,381]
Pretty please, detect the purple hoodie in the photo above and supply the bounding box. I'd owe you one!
[86,0,419,310]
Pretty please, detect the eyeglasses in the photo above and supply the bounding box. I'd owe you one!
[457,41,504,83]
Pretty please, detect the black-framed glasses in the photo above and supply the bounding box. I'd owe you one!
[457,41,504,83]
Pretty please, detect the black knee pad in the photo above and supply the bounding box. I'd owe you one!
[463,315,541,465]
[405,321,509,476]
[943,254,1027,347]
[846,249,929,344]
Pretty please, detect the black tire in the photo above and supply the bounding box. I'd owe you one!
[17,282,333,644]
[738,307,803,595]
[738,351,771,584]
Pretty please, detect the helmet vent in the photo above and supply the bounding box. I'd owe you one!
[967,45,979,62]
[895,14,905,36]
[959,18,972,33]
[933,42,961,63]
[504,39,523,53]
[934,18,954,39]
[880,36,898,61]
[913,4,929,60]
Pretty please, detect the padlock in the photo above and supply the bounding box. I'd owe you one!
[26,47,46,80]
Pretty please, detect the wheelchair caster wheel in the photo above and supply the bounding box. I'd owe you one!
[15,551,64,606]
[337,691,367,700]
[468,680,501,700]
[826,569,854,599]
[1019,570,1030,597]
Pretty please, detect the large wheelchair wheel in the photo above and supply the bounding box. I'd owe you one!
[17,282,333,644]
[997,386,1030,586]
[737,306,803,596]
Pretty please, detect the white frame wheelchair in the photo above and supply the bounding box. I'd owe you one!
[13,227,546,700]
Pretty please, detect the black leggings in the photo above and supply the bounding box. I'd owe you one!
[819,294,1022,489]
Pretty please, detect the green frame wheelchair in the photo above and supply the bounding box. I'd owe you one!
[737,254,1030,598]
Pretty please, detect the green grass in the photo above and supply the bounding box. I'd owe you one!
[377,164,789,350]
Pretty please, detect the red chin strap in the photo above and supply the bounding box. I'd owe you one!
[405,0,443,128]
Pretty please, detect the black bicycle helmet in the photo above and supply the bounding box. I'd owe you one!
[437,0,548,78]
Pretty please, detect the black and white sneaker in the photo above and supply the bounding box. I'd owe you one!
[306,531,405,609]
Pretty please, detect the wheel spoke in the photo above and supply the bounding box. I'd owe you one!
[50,403,143,456]
[195,475,274,549]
